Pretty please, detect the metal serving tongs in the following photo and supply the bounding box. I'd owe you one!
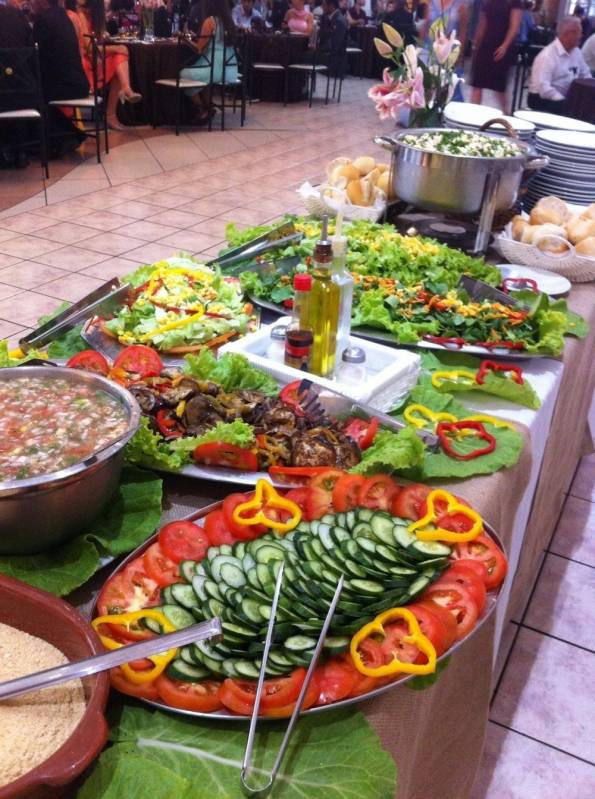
[0,618,221,703]
[295,378,440,452]
[19,277,131,354]
[206,220,303,273]
[241,565,344,798]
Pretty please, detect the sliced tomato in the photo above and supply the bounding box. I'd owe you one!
[423,583,479,641]
[305,485,333,520]
[391,483,432,520]
[156,675,223,712]
[279,380,306,415]
[110,667,159,700]
[66,350,110,375]
[222,492,265,539]
[310,469,345,494]
[414,599,458,650]
[193,442,258,471]
[268,466,333,484]
[203,510,236,546]
[420,493,471,519]
[284,487,310,518]
[332,474,367,512]
[436,567,487,614]
[342,416,379,450]
[379,621,427,665]
[338,653,381,697]
[219,668,306,715]
[448,557,489,584]
[96,559,160,642]
[143,542,180,587]
[158,520,210,564]
[354,637,385,670]
[260,671,321,717]
[407,601,452,657]
[113,344,163,379]
[358,474,399,511]
[450,534,508,591]
[317,659,358,705]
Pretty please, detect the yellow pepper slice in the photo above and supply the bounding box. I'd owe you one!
[232,479,301,534]
[137,308,205,342]
[408,489,483,543]
[431,369,478,389]
[92,609,177,684]
[403,403,458,430]
[463,414,515,431]
[350,607,437,677]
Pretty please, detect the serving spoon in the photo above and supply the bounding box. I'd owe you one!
[0,618,221,702]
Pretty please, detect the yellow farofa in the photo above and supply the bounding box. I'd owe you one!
[0,622,86,788]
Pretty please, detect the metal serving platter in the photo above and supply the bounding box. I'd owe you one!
[248,294,546,360]
[96,499,506,721]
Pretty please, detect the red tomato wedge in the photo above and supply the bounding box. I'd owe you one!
[414,599,458,651]
[66,350,110,375]
[260,672,321,717]
[379,621,429,666]
[110,668,160,700]
[449,557,489,584]
[219,669,306,714]
[113,345,163,378]
[279,381,306,415]
[450,534,508,591]
[357,474,399,511]
[342,417,379,450]
[156,675,223,712]
[310,469,345,494]
[284,487,310,518]
[222,492,264,539]
[193,442,258,471]
[338,653,382,697]
[96,558,160,641]
[268,465,332,484]
[306,485,333,520]
[158,520,210,564]
[407,602,452,657]
[317,659,358,705]
[143,543,180,587]
[332,474,367,512]
[391,483,432,520]
[203,510,236,546]
[423,583,479,641]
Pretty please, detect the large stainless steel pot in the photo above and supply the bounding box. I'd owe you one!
[374,125,549,215]
[0,366,140,555]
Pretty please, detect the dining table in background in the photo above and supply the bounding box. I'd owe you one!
[246,31,310,103]
[349,25,385,80]
[565,77,595,124]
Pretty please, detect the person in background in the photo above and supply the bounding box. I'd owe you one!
[180,0,237,123]
[187,0,206,32]
[582,30,595,73]
[420,0,467,100]
[528,15,590,114]
[469,0,522,112]
[517,0,534,46]
[0,1,34,168]
[380,0,417,45]
[153,0,172,35]
[232,0,262,29]
[573,5,592,45]
[317,0,348,72]
[32,0,90,154]
[67,0,142,130]
[271,0,289,28]
[348,0,367,25]
[284,0,314,34]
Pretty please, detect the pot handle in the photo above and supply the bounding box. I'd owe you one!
[480,118,519,139]
[524,153,550,171]
[373,135,397,152]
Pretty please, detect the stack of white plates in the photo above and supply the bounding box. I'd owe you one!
[524,129,595,207]
[513,109,595,134]
[444,102,536,141]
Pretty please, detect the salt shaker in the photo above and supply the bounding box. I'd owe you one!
[337,346,366,386]
[266,325,287,362]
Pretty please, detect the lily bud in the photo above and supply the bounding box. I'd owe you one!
[382,23,403,48]
[374,37,394,57]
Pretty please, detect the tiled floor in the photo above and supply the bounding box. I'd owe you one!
[471,453,595,799]
[1,74,594,798]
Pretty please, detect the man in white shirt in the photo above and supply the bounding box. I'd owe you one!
[582,32,595,73]
[528,16,591,114]
[232,0,262,30]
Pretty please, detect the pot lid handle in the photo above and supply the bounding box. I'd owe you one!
[480,117,519,139]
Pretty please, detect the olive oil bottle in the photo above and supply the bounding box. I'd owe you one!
[309,216,340,377]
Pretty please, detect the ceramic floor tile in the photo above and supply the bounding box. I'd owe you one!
[550,496,595,568]
[178,198,239,217]
[138,191,193,210]
[0,236,63,259]
[41,273,105,302]
[76,191,128,211]
[524,554,595,651]
[145,209,206,229]
[33,221,99,245]
[123,242,182,264]
[78,232,146,256]
[215,207,276,226]
[0,261,70,290]
[0,213,56,234]
[493,621,519,689]
[116,220,180,242]
[470,723,595,799]
[0,254,23,269]
[569,454,595,503]
[81,256,139,280]
[0,283,24,301]
[62,161,107,180]
[107,183,154,200]
[144,135,205,171]
[45,178,110,204]
[0,231,18,244]
[156,231,222,254]
[0,290,62,327]
[186,130,245,159]
[0,192,46,218]
[491,628,595,762]
[77,210,130,232]
[30,246,109,272]
[190,218,246,240]
[109,200,165,220]
[0,319,26,340]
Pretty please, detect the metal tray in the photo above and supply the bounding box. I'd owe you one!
[96,498,506,722]
[248,294,547,360]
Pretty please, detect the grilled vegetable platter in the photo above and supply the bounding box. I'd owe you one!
[234,218,587,357]
[92,473,507,718]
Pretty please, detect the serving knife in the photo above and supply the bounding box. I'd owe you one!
[457,275,525,309]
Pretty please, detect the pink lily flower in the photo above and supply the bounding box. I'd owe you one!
[433,29,460,65]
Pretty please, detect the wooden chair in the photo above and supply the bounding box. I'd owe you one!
[48,35,108,164]
[0,45,48,177]
[153,34,214,135]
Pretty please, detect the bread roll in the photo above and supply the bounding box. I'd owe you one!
[346,178,372,207]
[531,196,570,225]
[367,167,381,186]
[524,223,567,249]
[511,215,529,242]
[376,163,390,173]
[353,156,376,176]
[575,236,595,257]
[579,203,595,222]
[565,216,595,244]
[376,170,393,198]
[334,163,361,183]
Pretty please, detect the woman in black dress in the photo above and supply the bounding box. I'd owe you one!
[470,0,523,112]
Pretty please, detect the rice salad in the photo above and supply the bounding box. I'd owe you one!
[401,131,522,158]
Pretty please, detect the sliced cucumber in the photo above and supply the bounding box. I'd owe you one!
[179,645,200,665]
[409,540,452,559]
[142,615,163,634]
[210,555,242,584]
[348,578,384,596]
[166,659,210,682]
[407,575,432,598]
[370,513,397,545]
[179,560,196,583]
[219,544,233,556]
[194,639,224,661]
[220,562,246,589]
[345,510,357,530]
[171,583,198,609]
[235,660,261,679]
[161,585,175,605]
[323,635,350,654]
[240,598,266,625]
[285,635,318,651]
[393,525,418,549]
[356,508,374,523]
[254,544,285,564]
[162,604,194,629]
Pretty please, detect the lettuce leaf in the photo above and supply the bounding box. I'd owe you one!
[125,418,185,471]
[183,350,278,396]
[350,427,425,475]
[433,371,541,409]
[77,704,397,799]
[0,340,46,366]
[524,310,567,355]
[34,302,88,359]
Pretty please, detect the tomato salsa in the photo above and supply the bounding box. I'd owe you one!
[0,377,129,481]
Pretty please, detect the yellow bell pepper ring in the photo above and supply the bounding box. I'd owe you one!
[403,403,458,431]
[232,479,301,534]
[408,488,483,543]
[463,414,515,431]
[431,369,477,389]
[351,607,437,677]
[92,609,177,684]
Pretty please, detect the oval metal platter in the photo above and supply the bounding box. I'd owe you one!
[98,499,506,722]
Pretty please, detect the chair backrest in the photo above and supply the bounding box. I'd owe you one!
[172,32,215,88]
[0,45,44,111]
[221,30,241,86]
[83,34,107,103]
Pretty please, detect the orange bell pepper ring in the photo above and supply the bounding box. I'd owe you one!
[408,488,483,543]
[92,609,177,684]
[232,479,301,534]
[351,607,437,677]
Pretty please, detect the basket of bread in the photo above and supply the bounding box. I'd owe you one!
[297,155,393,221]
[495,196,595,282]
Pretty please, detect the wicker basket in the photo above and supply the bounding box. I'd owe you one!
[495,225,595,283]
[297,182,386,222]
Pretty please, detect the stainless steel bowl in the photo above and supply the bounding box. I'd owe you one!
[375,127,549,214]
[0,366,140,555]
